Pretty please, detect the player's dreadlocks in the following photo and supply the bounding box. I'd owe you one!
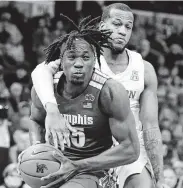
[44,14,112,67]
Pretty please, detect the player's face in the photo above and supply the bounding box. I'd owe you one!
[62,39,95,85]
[100,9,133,53]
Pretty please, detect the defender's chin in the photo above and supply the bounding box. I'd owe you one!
[110,43,126,54]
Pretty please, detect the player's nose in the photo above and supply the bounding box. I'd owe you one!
[74,58,84,68]
[118,25,127,36]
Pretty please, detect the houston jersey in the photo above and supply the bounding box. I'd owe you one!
[53,69,113,161]
[99,49,144,135]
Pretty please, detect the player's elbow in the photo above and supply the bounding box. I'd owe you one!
[119,137,140,165]
[31,63,44,79]
[131,140,140,162]
[127,137,140,163]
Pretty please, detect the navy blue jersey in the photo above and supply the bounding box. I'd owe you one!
[54,69,113,160]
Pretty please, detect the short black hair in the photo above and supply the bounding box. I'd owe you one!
[44,14,112,67]
[101,3,133,21]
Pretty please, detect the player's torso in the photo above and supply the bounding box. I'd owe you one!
[53,69,113,160]
[100,49,144,133]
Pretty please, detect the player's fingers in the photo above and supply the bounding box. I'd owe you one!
[66,122,77,133]
[53,151,67,163]
[41,170,63,181]
[18,153,22,162]
[45,129,51,144]
[41,171,77,188]
[63,131,71,148]
[51,130,58,149]
[56,131,64,151]
[18,150,25,163]
[41,172,65,186]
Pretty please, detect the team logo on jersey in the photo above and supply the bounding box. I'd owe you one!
[83,94,95,109]
[85,94,95,101]
[130,71,139,81]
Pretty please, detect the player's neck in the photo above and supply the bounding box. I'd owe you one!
[63,79,90,100]
[103,48,128,65]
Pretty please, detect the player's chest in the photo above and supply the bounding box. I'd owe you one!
[107,64,127,74]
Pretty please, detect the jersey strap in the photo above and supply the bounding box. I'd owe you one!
[89,69,110,90]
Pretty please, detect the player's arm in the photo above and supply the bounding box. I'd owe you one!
[29,87,46,145]
[75,79,140,171]
[140,61,164,183]
[41,79,140,187]
[17,88,46,175]
[31,60,60,107]
[31,60,76,149]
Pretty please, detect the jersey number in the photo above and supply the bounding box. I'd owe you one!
[71,128,85,147]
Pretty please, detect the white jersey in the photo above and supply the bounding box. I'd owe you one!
[98,49,154,187]
[98,49,144,137]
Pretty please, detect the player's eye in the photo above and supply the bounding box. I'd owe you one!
[113,22,121,26]
[83,56,90,61]
[68,55,75,60]
[126,25,132,30]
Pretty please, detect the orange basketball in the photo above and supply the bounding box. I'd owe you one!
[19,143,62,188]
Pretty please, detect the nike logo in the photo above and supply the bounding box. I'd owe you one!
[31,150,50,156]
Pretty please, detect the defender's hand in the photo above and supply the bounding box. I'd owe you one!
[40,152,78,188]
[45,103,77,150]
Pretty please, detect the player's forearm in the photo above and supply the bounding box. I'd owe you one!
[74,138,139,173]
[143,123,164,182]
[29,120,45,145]
[31,63,57,107]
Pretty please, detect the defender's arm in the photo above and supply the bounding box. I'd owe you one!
[140,61,164,183]
[29,87,46,145]
[31,60,60,107]
[31,60,76,149]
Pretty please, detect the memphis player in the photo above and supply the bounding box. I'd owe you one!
[27,15,140,188]
[31,3,167,188]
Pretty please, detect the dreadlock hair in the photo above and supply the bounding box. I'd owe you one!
[44,14,112,68]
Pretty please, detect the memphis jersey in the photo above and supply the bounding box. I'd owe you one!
[53,69,113,161]
[98,49,144,140]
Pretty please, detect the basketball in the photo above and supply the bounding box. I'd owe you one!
[19,143,62,188]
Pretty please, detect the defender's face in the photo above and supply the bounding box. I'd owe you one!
[62,39,96,85]
[100,9,133,53]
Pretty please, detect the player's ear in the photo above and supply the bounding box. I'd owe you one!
[93,56,97,68]
[60,61,63,70]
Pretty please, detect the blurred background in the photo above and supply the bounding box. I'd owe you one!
[0,1,183,188]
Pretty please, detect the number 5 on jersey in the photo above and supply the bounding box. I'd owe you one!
[71,128,85,147]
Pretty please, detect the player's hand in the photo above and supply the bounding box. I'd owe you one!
[40,151,78,188]
[17,142,41,175]
[46,59,60,74]
[45,103,77,150]
[17,149,27,175]
[156,180,170,188]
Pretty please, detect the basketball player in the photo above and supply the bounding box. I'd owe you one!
[31,3,166,188]
[28,16,140,188]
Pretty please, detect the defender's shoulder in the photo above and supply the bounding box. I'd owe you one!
[143,60,157,88]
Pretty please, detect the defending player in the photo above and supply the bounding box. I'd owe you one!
[28,16,140,188]
[31,3,166,188]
